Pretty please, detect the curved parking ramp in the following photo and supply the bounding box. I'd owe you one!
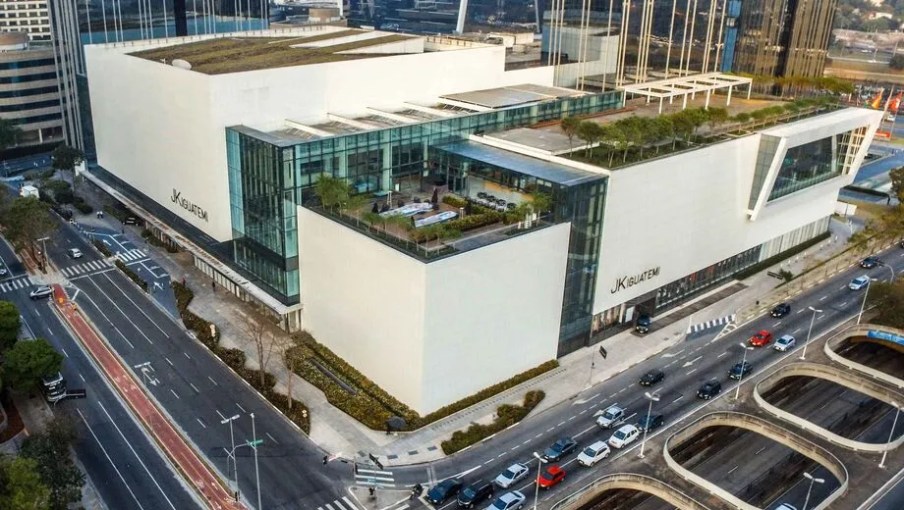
[754,361,904,452]
[550,473,712,510]
[663,411,848,510]
[824,325,904,390]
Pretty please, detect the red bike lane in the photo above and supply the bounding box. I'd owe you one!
[51,284,244,510]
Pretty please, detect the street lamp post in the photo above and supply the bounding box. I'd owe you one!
[531,452,547,510]
[880,401,901,469]
[250,413,262,510]
[801,472,825,510]
[220,414,240,499]
[734,343,754,400]
[638,392,660,458]
[799,306,822,361]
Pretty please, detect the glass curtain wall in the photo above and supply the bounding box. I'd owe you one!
[768,135,840,201]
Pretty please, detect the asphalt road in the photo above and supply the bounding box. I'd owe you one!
[0,235,200,510]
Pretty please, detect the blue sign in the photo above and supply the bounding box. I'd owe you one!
[867,330,904,346]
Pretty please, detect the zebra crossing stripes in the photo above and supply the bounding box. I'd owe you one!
[60,260,111,278]
[316,496,362,510]
[355,467,396,488]
[687,314,736,334]
[0,276,32,293]
[116,248,147,263]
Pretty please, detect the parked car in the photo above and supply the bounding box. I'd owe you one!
[639,369,665,387]
[728,361,753,380]
[635,314,652,334]
[770,303,791,318]
[636,414,665,432]
[67,248,83,259]
[537,465,565,489]
[427,478,463,505]
[486,491,526,510]
[29,286,53,300]
[577,441,611,467]
[494,464,529,489]
[774,335,796,352]
[458,481,494,508]
[543,437,577,462]
[596,404,626,429]
[860,256,881,269]
[608,424,640,449]
[749,330,773,347]
[849,275,871,290]
[697,380,722,399]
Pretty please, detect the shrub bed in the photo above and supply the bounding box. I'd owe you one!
[441,195,468,208]
[446,211,502,232]
[114,259,148,292]
[171,281,310,433]
[441,391,545,454]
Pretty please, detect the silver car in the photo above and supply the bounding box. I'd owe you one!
[493,463,529,489]
[485,491,526,510]
[774,335,796,352]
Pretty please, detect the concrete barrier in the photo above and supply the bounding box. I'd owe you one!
[550,472,712,510]
[824,324,904,391]
[663,411,848,510]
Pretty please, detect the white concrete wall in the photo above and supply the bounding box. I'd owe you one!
[297,207,568,413]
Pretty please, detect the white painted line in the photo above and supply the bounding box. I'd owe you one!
[557,421,566,427]
[196,418,207,429]
[184,352,191,359]
[686,369,697,376]
[672,395,684,403]
[189,382,200,393]
[574,425,596,439]
[76,408,146,510]
[840,302,848,307]
[216,409,226,421]
[170,389,180,399]
[356,468,393,476]
[208,376,218,386]
[534,434,542,439]
[79,373,86,382]
[773,322,782,328]
[819,295,828,301]
[793,328,802,335]
[165,357,174,366]
[717,352,728,358]
[236,403,247,413]
[798,308,807,314]
[266,432,279,444]
[61,347,69,358]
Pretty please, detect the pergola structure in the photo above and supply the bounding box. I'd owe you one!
[619,72,754,113]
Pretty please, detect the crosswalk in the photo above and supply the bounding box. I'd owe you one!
[0,276,32,293]
[116,248,147,263]
[355,467,396,488]
[60,260,111,278]
[316,496,363,510]
[687,313,736,334]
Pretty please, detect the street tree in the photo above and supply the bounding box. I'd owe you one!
[0,300,21,352]
[50,145,84,175]
[890,165,904,203]
[20,416,84,510]
[1,338,63,392]
[867,279,904,329]
[2,196,56,259]
[0,456,51,510]
[245,318,276,390]
[0,118,22,150]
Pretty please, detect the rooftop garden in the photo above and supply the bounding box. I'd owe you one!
[561,96,842,169]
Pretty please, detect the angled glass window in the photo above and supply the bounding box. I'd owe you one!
[768,136,839,201]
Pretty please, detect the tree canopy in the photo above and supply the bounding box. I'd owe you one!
[50,145,85,173]
[1,338,63,392]
[0,456,51,510]
[0,118,22,150]
[20,417,84,510]
[0,300,21,352]
[1,196,56,256]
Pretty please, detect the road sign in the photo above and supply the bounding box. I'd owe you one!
[246,439,263,448]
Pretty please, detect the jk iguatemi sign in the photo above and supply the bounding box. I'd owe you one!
[611,266,661,294]
[171,188,208,222]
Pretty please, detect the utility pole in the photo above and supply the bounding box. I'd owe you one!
[221,414,240,499]
[250,413,263,510]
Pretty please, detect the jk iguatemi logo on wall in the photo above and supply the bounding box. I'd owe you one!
[610,267,661,294]
[171,188,208,222]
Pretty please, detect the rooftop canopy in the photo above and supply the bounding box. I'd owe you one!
[440,84,586,109]
[619,72,754,113]
[435,141,602,186]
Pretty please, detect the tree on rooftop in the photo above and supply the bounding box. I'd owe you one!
[651,116,674,154]
[576,121,602,157]
[600,125,626,166]
[705,107,730,134]
[560,116,581,150]
[529,192,553,220]
[313,175,350,211]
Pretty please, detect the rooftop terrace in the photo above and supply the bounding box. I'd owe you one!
[129,29,417,74]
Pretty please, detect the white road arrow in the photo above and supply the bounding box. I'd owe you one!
[681,355,703,368]
[662,349,685,358]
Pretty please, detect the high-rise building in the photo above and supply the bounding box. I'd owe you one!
[0,0,51,42]
[732,0,836,78]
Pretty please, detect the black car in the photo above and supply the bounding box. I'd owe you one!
[427,478,463,505]
[860,256,881,269]
[770,303,791,318]
[639,369,665,387]
[635,314,652,334]
[457,481,494,508]
[543,437,577,461]
[728,361,752,380]
[636,414,665,432]
[697,380,722,399]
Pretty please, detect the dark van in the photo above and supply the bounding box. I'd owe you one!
[635,314,652,334]
[457,481,494,508]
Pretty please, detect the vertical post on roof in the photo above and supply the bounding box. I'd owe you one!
[455,0,468,33]
[713,0,728,73]
[602,0,614,91]
[701,0,717,73]
[659,97,663,114]
[664,0,677,78]
[685,0,698,76]
[704,88,711,109]
[678,0,690,76]
[726,85,733,106]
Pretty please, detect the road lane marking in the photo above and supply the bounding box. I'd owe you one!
[798,308,806,314]
[772,322,782,328]
[574,425,596,439]
[672,395,684,403]
[76,408,146,510]
[727,466,739,475]
[190,382,200,394]
[840,301,848,307]
[196,418,207,429]
[819,295,828,301]
[170,389,180,399]
[184,352,191,359]
[793,328,802,335]
[557,421,565,427]
[165,357,174,367]
[208,376,218,386]
[568,416,576,421]
[717,352,728,358]
[266,432,278,444]
[101,271,170,339]
[82,277,156,345]
[79,373,86,382]
[61,347,69,358]
[216,409,226,421]
[686,369,697,376]
[755,446,766,455]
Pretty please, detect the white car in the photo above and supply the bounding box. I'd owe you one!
[849,275,870,290]
[577,440,611,467]
[67,248,83,259]
[485,490,526,510]
[774,334,796,352]
[608,424,640,449]
[595,404,625,429]
[493,463,529,489]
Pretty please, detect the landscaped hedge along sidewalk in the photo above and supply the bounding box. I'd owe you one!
[441,390,545,454]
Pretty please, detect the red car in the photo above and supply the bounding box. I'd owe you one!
[749,330,773,347]
[538,465,565,489]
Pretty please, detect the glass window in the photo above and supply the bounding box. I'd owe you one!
[768,136,839,201]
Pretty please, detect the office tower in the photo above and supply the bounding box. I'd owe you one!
[732,0,836,78]
[0,0,51,42]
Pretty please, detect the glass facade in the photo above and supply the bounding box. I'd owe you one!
[748,134,781,210]
[768,136,839,201]
[226,91,622,305]
[655,246,761,310]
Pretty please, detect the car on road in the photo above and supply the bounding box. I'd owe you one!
[596,404,626,429]
[29,286,53,300]
[66,248,83,259]
[748,330,773,347]
[577,441,611,467]
[636,413,665,432]
[770,303,791,318]
[775,505,797,510]
[543,437,577,461]
[849,275,871,290]
[635,314,652,334]
[427,478,463,505]
[458,481,494,508]
[860,256,881,269]
[608,424,640,449]
[728,361,752,380]
[494,463,529,489]
[486,491,525,510]
[639,369,665,387]
[537,465,565,489]
[697,380,722,399]
[774,334,796,352]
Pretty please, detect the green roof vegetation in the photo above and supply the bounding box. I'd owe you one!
[129,31,415,74]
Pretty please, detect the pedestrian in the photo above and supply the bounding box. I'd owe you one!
[212,281,216,292]
[322,455,328,465]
